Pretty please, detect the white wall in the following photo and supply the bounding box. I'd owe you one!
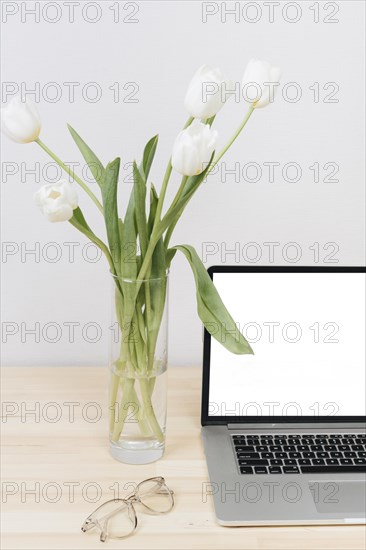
[1,0,365,366]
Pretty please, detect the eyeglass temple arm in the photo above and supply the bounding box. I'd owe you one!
[81,518,96,532]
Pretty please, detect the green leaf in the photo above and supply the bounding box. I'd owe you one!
[102,158,121,268]
[67,124,105,188]
[149,237,167,328]
[122,189,138,280]
[141,135,158,181]
[174,245,254,355]
[69,207,123,302]
[147,184,158,236]
[166,247,177,268]
[69,209,111,266]
[132,162,148,258]
[70,206,92,232]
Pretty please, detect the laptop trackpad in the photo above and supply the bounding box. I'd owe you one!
[309,480,366,514]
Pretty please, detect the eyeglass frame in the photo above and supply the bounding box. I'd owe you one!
[81,476,174,542]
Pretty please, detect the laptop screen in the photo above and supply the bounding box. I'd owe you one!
[207,269,366,419]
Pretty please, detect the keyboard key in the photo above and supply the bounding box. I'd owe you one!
[312,459,325,465]
[289,452,302,458]
[339,445,350,451]
[303,452,316,458]
[358,451,366,457]
[351,445,364,451]
[236,446,255,452]
[340,458,353,465]
[310,445,323,452]
[269,466,282,474]
[298,459,311,465]
[356,439,366,445]
[256,446,269,452]
[239,459,269,466]
[261,452,274,459]
[298,446,310,452]
[275,452,288,459]
[344,451,357,458]
[283,466,300,473]
[284,459,297,465]
[301,465,366,474]
[238,452,260,459]
[283,446,296,452]
[326,459,339,465]
[316,452,329,458]
[269,445,282,452]
[254,467,268,474]
[324,445,337,451]
[330,452,343,458]
[240,467,253,474]
[270,459,283,466]
[354,458,366,465]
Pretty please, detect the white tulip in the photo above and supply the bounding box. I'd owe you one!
[172,120,218,176]
[1,96,41,143]
[34,179,78,222]
[241,59,281,108]
[184,65,229,119]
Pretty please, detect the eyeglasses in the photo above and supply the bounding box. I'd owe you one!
[81,476,174,542]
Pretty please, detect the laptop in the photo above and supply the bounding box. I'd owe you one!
[201,266,366,525]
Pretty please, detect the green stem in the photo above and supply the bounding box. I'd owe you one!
[35,138,104,214]
[163,107,255,250]
[109,370,121,433]
[163,176,187,248]
[209,105,255,174]
[154,161,173,225]
[111,378,135,442]
[139,378,164,443]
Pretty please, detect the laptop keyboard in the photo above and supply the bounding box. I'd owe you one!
[232,433,366,475]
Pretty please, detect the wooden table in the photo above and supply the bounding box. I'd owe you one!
[1,367,365,549]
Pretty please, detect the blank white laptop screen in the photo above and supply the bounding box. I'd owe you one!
[208,272,366,417]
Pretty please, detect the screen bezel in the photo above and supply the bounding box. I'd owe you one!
[201,265,366,426]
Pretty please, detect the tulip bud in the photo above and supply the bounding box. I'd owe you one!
[172,120,218,176]
[34,179,78,222]
[1,96,41,143]
[184,65,229,119]
[241,59,281,108]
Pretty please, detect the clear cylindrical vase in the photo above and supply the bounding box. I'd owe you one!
[109,272,169,464]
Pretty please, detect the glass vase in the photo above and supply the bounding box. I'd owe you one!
[108,272,169,464]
